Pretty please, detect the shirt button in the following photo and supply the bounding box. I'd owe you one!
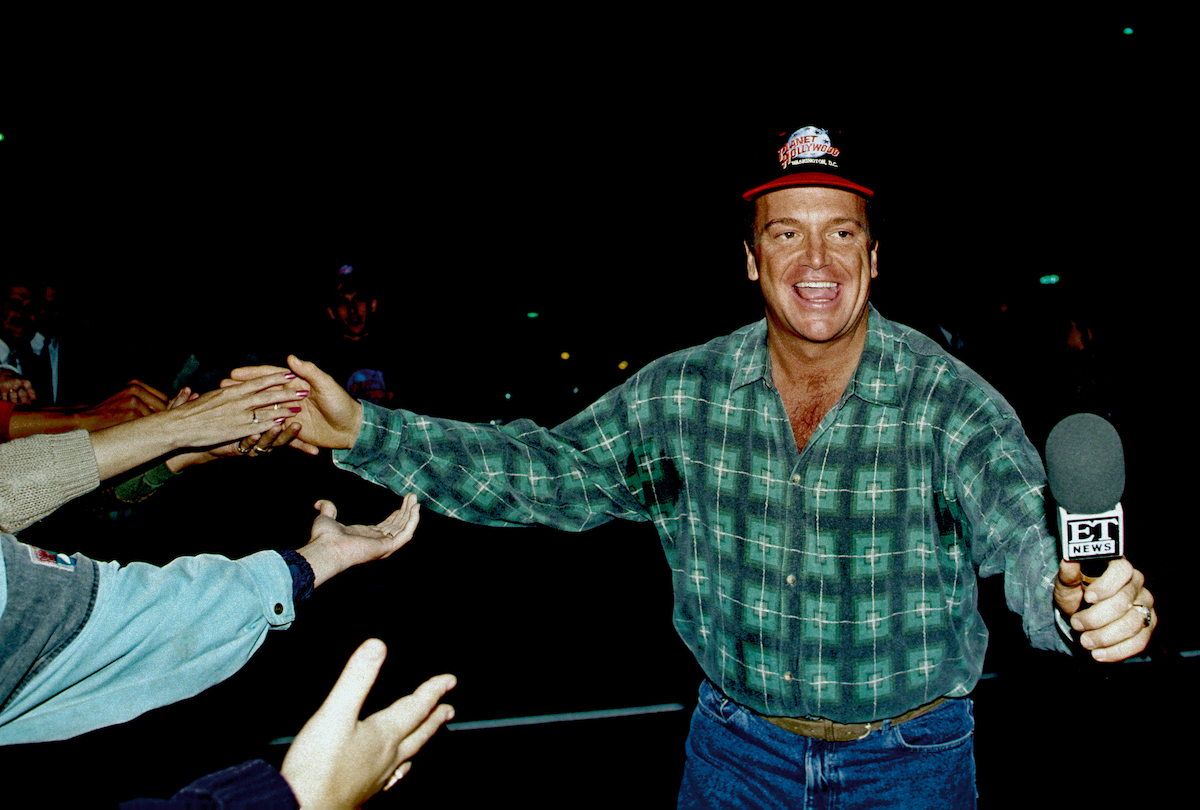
[791,474,801,484]
[783,672,794,681]
[274,603,284,615]
[786,574,797,585]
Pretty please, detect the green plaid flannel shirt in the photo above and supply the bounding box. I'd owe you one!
[335,306,1067,722]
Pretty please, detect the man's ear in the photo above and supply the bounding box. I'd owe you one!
[370,299,378,313]
[869,240,879,279]
[326,307,336,320]
[744,241,760,282]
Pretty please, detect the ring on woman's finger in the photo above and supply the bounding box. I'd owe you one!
[384,765,406,791]
[1132,604,1152,627]
[234,443,252,455]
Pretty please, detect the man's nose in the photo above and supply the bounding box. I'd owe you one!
[802,235,827,269]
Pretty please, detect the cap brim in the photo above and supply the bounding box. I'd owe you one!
[743,172,874,202]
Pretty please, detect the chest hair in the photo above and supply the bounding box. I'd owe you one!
[776,374,846,452]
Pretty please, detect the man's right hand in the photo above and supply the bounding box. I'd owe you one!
[227,355,363,451]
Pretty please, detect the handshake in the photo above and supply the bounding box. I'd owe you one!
[218,355,367,457]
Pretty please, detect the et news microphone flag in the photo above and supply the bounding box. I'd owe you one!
[1044,413,1125,578]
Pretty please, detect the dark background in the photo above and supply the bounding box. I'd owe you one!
[3,17,1191,807]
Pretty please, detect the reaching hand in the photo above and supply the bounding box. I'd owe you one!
[280,639,456,809]
[1054,558,1156,662]
[0,370,37,404]
[164,414,305,472]
[227,355,363,452]
[223,421,304,458]
[156,371,312,450]
[295,495,421,588]
[87,373,312,482]
[72,380,171,431]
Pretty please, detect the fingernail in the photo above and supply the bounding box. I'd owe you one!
[297,390,310,397]
[274,417,287,424]
[284,373,297,380]
[289,407,302,413]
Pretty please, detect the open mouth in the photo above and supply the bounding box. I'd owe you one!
[793,281,839,302]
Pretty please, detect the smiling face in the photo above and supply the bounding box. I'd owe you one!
[746,186,878,354]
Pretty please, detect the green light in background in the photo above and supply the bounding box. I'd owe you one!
[1124,27,1134,34]
[1039,274,1060,285]
[526,312,539,318]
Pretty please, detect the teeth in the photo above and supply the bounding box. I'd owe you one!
[795,282,838,288]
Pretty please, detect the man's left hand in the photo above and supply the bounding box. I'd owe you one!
[1055,558,1155,662]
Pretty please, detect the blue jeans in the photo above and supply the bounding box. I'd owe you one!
[677,681,976,809]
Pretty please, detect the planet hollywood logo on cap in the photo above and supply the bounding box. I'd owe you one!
[778,126,841,170]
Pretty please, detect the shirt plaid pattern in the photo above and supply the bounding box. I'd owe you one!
[336,306,1067,722]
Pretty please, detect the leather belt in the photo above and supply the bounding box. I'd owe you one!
[762,697,949,742]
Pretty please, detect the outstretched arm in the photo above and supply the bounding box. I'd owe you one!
[89,371,308,481]
[0,497,421,745]
[4,380,170,439]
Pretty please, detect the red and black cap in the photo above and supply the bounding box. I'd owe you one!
[742,125,875,201]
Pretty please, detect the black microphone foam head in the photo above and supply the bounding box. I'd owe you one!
[1044,413,1125,514]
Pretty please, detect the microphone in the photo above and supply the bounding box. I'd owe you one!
[1044,413,1125,579]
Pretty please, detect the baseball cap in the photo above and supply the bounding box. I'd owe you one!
[742,125,875,201]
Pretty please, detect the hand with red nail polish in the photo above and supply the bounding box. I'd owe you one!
[88,371,314,481]
[228,355,364,453]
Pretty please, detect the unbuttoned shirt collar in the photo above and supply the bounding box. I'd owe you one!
[730,304,902,409]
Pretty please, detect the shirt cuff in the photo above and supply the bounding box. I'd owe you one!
[333,399,405,471]
[279,549,315,604]
[119,759,298,809]
[113,462,177,504]
[242,549,298,628]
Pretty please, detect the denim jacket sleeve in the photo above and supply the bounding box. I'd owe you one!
[0,541,295,745]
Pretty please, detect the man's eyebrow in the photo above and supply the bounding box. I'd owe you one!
[762,216,865,230]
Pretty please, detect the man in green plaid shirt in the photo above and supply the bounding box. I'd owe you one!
[241,124,1156,808]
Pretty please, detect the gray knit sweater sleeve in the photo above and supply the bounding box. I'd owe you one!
[0,431,100,533]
